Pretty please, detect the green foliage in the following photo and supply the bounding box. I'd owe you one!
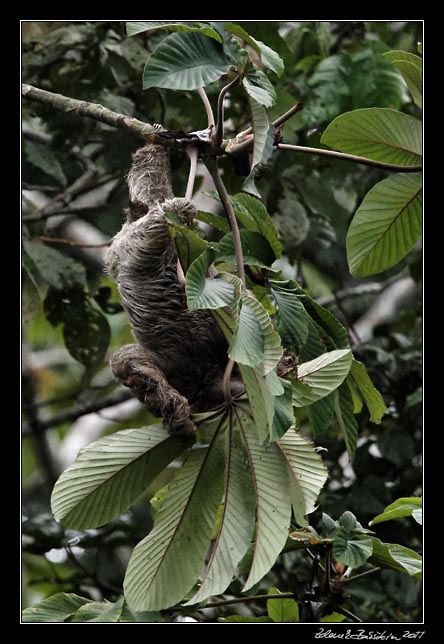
[22,20,422,623]
[346,173,422,277]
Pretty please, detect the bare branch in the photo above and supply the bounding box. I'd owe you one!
[38,235,111,249]
[22,83,161,141]
[22,390,133,437]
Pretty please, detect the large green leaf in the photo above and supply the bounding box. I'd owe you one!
[185,250,237,311]
[243,67,276,108]
[366,537,422,579]
[22,593,92,623]
[333,528,373,568]
[292,349,352,407]
[346,172,422,277]
[224,23,284,76]
[51,426,191,529]
[270,282,310,352]
[124,431,226,611]
[238,366,282,443]
[71,597,124,623]
[321,108,422,166]
[384,51,422,109]
[350,359,386,423]
[248,96,271,171]
[229,292,282,375]
[143,31,232,91]
[186,418,256,604]
[369,497,422,526]
[217,229,277,268]
[277,428,328,527]
[237,409,292,591]
[234,193,282,258]
[267,587,299,622]
[333,383,359,460]
[126,21,222,42]
[271,378,294,441]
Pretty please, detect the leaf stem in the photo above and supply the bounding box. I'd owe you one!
[277,143,423,173]
[197,87,215,129]
[185,146,198,201]
[272,101,304,128]
[215,75,239,146]
[203,156,246,289]
[222,359,236,403]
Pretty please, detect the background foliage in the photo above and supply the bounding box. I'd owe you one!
[22,20,422,623]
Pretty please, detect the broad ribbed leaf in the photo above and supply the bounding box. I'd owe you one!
[229,292,282,375]
[186,420,256,604]
[298,292,349,349]
[124,431,226,611]
[238,409,292,591]
[235,194,282,258]
[22,593,92,623]
[51,426,190,529]
[224,23,284,76]
[333,528,373,567]
[271,283,309,352]
[186,250,236,310]
[277,428,328,527]
[249,96,271,171]
[309,394,335,435]
[346,173,422,277]
[143,32,232,91]
[267,588,299,622]
[384,51,422,109]
[334,383,359,460]
[195,210,230,233]
[217,229,276,267]
[350,359,386,423]
[369,497,422,526]
[367,537,422,579]
[321,108,422,166]
[292,349,352,407]
[164,210,212,272]
[271,378,294,441]
[71,597,124,623]
[238,366,282,442]
[126,21,222,42]
[243,68,276,108]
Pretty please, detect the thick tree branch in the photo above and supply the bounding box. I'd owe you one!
[278,143,423,173]
[22,84,161,141]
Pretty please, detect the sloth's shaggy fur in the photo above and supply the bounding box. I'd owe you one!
[105,144,240,435]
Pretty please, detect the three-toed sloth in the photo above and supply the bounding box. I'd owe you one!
[105,143,292,436]
[105,143,243,436]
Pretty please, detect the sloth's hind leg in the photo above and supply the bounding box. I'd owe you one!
[110,344,195,436]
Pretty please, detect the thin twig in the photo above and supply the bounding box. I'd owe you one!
[203,156,246,289]
[38,235,111,249]
[22,390,133,437]
[272,101,304,128]
[336,567,381,586]
[215,75,239,146]
[277,143,422,173]
[197,592,295,610]
[197,87,215,129]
